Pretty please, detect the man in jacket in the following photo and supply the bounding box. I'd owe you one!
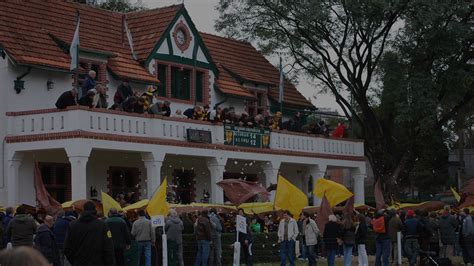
[388,210,403,263]
[131,210,155,266]
[106,208,131,266]
[194,210,212,266]
[461,208,474,265]
[403,210,421,266]
[64,201,115,266]
[303,212,319,266]
[165,209,184,266]
[373,210,391,266]
[55,88,78,109]
[53,210,75,266]
[114,79,134,105]
[6,206,37,247]
[278,210,299,266]
[438,206,458,260]
[209,208,223,266]
[81,70,96,96]
[35,215,60,266]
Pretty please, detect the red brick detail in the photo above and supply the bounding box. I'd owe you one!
[4,130,365,161]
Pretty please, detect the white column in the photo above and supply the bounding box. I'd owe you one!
[66,142,91,201]
[353,174,366,205]
[142,152,165,199]
[207,157,227,204]
[6,152,23,206]
[263,161,281,202]
[307,164,327,206]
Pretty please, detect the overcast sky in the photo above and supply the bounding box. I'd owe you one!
[142,0,340,112]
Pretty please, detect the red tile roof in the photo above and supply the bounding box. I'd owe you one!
[0,1,159,83]
[201,32,313,108]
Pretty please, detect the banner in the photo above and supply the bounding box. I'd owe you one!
[224,125,270,148]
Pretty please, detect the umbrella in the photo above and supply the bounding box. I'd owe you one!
[217,179,270,206]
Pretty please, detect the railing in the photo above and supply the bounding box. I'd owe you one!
[6,107,364,157]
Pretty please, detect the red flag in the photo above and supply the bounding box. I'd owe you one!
[316,195,333,235]
[374,179,387,210]
[34,162,62,215]
[217,179,270,205]
[343,195,354,216]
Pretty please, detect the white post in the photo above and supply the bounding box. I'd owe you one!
[397,231,402,265]
[352,173,366,205]
[162,233,168,265]
[68,156,89,200]
[142,152,165,199]
[6,152,23,206]
[263,161,281,202]
[233,241,241,266]
[307,164,327,206]
[207,157,227,204]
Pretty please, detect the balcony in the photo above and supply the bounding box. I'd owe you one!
[5,106,364,158]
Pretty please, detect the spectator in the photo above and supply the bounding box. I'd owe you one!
[237,209,253,266]
[52,210,75,266]
[93,85,108,109]
[439,206,458,260]
[114,79,133,105]
[269,112,282,130]
[131,209,155,266]
[55,88,78,109]
[209,208,223,266]
[165,209,184,266]
[302,212,319,266]
[289,111,303,132]
[6,206,36,247]
[162,101,171,117]
[105,208,131,266]
[356,213,369,266]
[340,213,356,266]
[209,106,223,122]
[2,207,14,247]
[277,210,299,266]
[403,210,420,266]
[183,106,197,119]
[253,114,266,128]
[109,103,122,111]
[460,208,474,265]
[372,210,390,266]
[332,123,346,138]
[121,96,138,113]
[133,97,146,114]
[0,246,50,266]
[428,212,440,257]
[388,209,403,263]
[181,213,194,234]
[81,70,96,96]
[194,210,212,266]
[324,215,341,266]
[173,109,188,119]
[417,210,432,263]
[194,106,206,120]
[64,201,115,266]
[78,89,95,107]
[239,112,253,127]
[34,215,60,266]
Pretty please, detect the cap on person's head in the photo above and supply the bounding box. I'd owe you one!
[83,201,96,212]
[407,210,414,218]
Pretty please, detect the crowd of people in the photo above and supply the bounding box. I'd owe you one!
[54,71,347,138]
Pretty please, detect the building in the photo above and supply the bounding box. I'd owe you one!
[0,2,366,207]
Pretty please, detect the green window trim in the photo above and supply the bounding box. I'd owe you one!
[196,71,204,103]
[171,67,191,100]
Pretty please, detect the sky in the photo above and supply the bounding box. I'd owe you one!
[141,0,340,113]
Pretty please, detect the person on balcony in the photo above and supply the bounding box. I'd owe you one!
[121,96,137,113]
[332,123,346,138]
[93,85,108,109]
[78,89,95,108]
[55,88,78,109]
[81,70,96,97]
[113,79,133,105]
[173,109,187,119]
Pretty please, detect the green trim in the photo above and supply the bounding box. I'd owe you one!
[166,36,174,55]
[155,54,211,69]
[145,6,218,75]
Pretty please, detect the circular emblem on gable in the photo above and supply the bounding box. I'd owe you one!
[172,21,192,53]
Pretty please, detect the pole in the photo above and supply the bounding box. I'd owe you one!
[162,233,168,265]
[397,231,402,265]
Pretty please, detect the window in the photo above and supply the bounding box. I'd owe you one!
[171,67,191,100]
[157,64,167,97]
[108,167,140,202]
[196,71,204,103]
[39,163,71,203]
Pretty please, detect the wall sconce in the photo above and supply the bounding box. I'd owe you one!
[14,79,25,94]
[47,79,55,90]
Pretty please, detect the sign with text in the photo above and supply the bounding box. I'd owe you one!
[186,129,212,143]
[151,215,165,228]
[224,125,270,148]
[236,215,247,234]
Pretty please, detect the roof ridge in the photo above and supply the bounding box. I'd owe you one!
[64,0,124,15]
[126,4,183,15]
[199,31,252,46]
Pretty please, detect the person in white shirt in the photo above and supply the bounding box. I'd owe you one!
[303,212,320,266]
[278,210,299,266]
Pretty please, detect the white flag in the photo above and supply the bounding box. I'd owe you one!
[278,57,284,103]
[70,13,80,71]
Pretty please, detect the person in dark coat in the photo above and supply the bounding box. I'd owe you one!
[53,210,75,266]
[121,96,138,113]
[93,85,108,109]
[64,201,115,266]
[165,209,184,266]
[114,80,133,105]
[6,206,37,247]
[55,89,78,109]
[323,215,341,266]
[105,208,131,266]
[35,215,60,266]
[81,70,96,96]
[438,206,458,260]
[194,210,212,266]
[78,89,95,107]
[2,207,13,247]
[356,213,368,266]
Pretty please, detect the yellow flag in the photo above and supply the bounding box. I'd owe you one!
[146,178,169,216]
[451,187,461,202]
[314,178,353,207]
[101,191,122,217]
[274,175,308,218]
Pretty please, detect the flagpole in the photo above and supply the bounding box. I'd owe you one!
[279,57,283,114]
[73,11,80,99]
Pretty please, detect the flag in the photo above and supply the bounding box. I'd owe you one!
[343,195,355,216]
[451,187,461,202]
[375,179,387,210]
[34,162,62,215]
[101,191,122,217]
[217,179,270,206]
[314,178,353,207]
[316,195,333,235]
[274,175,307,218]
[146,178,169,216]
[278,57,284,103]
[70,12,80,71]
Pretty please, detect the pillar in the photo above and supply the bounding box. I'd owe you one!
[263,161,281,201]
[307,164,327,206]
[66,143,91,201]
[352,173,366,205]
[142,152,165,199]
[6,152,23,206]
[207,157,227,204]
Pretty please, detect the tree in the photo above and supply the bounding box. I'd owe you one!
[215,0,473,198]
[76,0,145,12]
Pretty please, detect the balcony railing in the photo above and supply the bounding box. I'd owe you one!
[6,107,364,157]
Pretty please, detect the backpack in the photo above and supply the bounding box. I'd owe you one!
[372,216,386,234]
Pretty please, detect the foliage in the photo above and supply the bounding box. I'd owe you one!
[77,0,145,12]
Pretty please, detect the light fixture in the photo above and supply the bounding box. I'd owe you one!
[46,79,55,90]
[14,80,25,94]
